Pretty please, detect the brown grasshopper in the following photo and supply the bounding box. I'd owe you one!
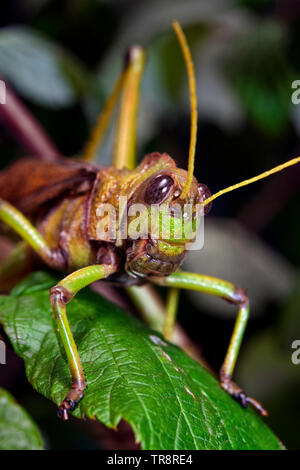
[0,22,299,421]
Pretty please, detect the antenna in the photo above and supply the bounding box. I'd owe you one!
[202,156,300,206]
[172,21,198,199]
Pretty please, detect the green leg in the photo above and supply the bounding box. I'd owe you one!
[82,45,146,168]
[50,264,116,421]
[126,281,180,343]
[125,284,210,369]
[126,284,180,341]
[164,287,180,341]
[81,68,126,162]
[152,271,268,416]
[126,284,166,333]
[112,46,146,170]
[0,199,65,269]
[0,201,117,419]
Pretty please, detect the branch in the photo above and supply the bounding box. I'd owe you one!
[0,77,61,161]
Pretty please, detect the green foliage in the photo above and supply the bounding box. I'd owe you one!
[151,24,207,101]
[223,21,295,135]
[0,388,44,450]
[0,272,284,450]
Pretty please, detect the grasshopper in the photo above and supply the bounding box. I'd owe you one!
[0,22,299,421]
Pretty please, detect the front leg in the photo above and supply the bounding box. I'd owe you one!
[152,271,268,416]
[0,199,65,269]
[50,264,116,421]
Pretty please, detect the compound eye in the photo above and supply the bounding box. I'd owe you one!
[145,175,174,204]
[198,183,212,215]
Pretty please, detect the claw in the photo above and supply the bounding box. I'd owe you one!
[220,376,268,416]
[57,395,82,421]
[247,396,268,416]
[234,391,248,409]
[57,405,69,421]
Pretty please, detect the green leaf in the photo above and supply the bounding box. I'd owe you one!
[0,27,92,107]
[0,388,44,450]
[0,272,284,450]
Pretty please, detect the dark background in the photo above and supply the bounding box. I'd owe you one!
[0,0,300,449]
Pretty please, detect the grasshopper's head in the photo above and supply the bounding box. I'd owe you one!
[125,152,211,278]
[126,22,211,279]
[125,21,300,278]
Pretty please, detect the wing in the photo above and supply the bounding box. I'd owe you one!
[0,157,98,215]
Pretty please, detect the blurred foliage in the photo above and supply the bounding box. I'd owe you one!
[223,20,295,135]
[238,275,300,449]
[0,388,44,450]
[0,0,299,450]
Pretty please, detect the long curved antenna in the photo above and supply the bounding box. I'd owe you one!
[172,21,198,199]
[202,156,300,207]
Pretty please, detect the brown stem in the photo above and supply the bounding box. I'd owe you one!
[0,77,61,161]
